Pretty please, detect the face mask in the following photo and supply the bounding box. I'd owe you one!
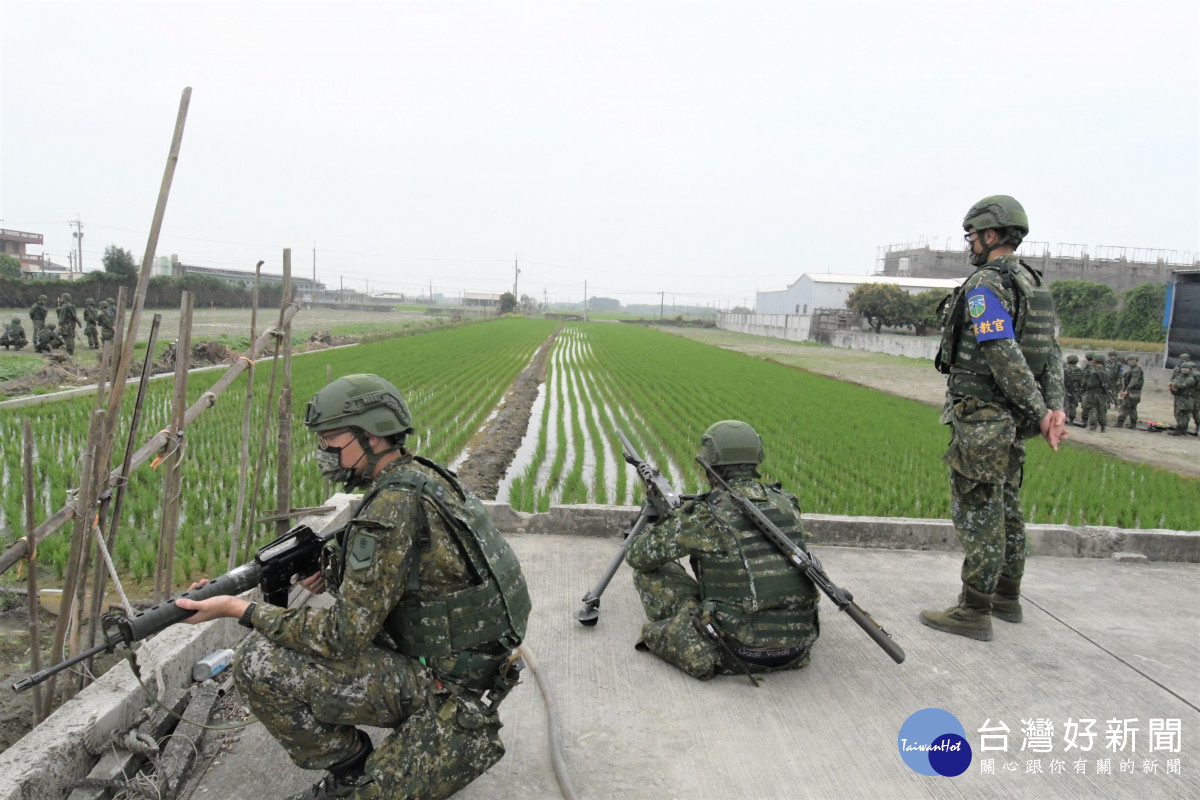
[315,447,355,485]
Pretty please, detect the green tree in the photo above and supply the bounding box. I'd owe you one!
[911,289,951,336]
[102,244,138,279]
[0,254,21,279]
[1114,283,1167,343]
[1049,280,1118,338]
[499,292,518,314]
[845,283,916,333]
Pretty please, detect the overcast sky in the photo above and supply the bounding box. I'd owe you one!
[2,1,1197,308]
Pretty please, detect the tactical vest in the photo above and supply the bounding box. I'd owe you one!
[697,486,818,643]
[937,257,1057,404]
[330,456,530,687]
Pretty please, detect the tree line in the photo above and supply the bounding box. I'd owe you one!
[845,279,1168,343]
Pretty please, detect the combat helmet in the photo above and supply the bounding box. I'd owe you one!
[963,195,1029,266]
[304,374,413,439]
[61,292,72,303]
[699,420,764,467]
[38,295,47,302]
[11,318,20,326]
[1094,353,1107,365]
[86,298,95,305]
[1066,354,1079,363]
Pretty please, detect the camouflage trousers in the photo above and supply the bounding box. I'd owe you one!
[1064,391,1079,422]
[1114,392,1141,427]
[1174,395,1198,432]
[632,562,810,680]
[84,323,99,349]
[943,399,1028,594]
[1081,390,1107,429]
[60,323,76,355]
[233,635,505,799]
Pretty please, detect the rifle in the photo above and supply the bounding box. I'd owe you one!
[574,429,685,626]
[13,523,331,693]
[696,458,906,664]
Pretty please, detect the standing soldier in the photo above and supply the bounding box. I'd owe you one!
[1078,353,1096,427]
[98,299,115,346]
[1105,350,1122,393]
[1115,356,1144,429]
[625,421,820,680]
[925,195,1066,641]
[29,295,48,336]
[0,318,28,350]
[83,298,100,349]
[1168,363,1197,437]
[1081,353,1110,432]
[35,323,63,353]
[1063,354,1084,425]
[56,292,79,356]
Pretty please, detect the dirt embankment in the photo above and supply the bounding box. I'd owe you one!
[456,327,561,499]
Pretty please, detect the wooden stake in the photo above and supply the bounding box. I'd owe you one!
[23,419,43,725]
[156,292,193,602]
[275,249,294,540]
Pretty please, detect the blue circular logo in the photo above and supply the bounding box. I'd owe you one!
[898,708,972,777]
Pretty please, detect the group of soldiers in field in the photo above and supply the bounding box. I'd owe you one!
[1061,348,1197,437]
[0,293,117,355]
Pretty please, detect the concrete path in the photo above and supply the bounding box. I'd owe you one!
[193,535,1199,800]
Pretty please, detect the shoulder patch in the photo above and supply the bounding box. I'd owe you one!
[346,531,377,571]
[965,286,1015,342]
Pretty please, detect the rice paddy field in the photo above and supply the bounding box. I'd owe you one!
[1,317,1197,590]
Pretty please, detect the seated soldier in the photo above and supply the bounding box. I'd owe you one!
[1,318,28,350]
[35,323,63,353]
[626,420,819,680]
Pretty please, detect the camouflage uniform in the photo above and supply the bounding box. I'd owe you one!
[625,464,819,681]
[83,300,100,349]
[28,298,47,335]
[234,451,527,800]
[99,301,115,344]
[1081,356,1110,432]
[56,295,79,355]
[925,196,1064,641]
[1063,355,1084,424]
[1,319,28,350]
[35,324,63,353]
[1170,353,1191,382]
[1114,358,1144,429]
[1168,365,1197,436]
[1105,351,1122,396]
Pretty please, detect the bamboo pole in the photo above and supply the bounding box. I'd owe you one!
[0,301,301,577]
[23,419,44,726]
[155,291,193,602]
[229,261,263,570]
[86,313,162,654]
[275,250,294,540]
[241,334,282,563]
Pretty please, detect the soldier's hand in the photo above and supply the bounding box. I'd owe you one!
[1040,410,1066,451]
[297,570,325,594]
[175,595,247,624]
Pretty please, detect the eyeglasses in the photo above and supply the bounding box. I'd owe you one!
[963,232,978,243]
[316,428,351,451]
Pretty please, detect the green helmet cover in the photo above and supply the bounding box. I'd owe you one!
[1066,354,1079,363]
[38,295,47,302]
[62,293,71,301]
[699,420,764,467]
[304,374,413,438]
[1094,354,1107,365]
[86,298,95,305]
[11,318,20,325]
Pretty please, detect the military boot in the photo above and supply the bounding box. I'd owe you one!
[991,575,1023,623]
[919,585,993,641]
[291,731,374,800]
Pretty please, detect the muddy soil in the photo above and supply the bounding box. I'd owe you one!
[661,327,1200,480]
[455,327,561,499]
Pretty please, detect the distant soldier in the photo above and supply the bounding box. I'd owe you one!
[1114,356,1144,429]
[29,295,48,336]
[1081,353,1110,432]
[35,323,64,353]
[1079,352,1096,427]
[56,292,79,356]
[98,299,115,345]
[1063,354,1084,424]
[1167,363,1197,437]
[1105,350,1122,395]
[0,318,28,350]
[83,298,100,349]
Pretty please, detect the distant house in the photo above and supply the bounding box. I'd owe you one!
[1,227,72,278]
[756,273,963,315]
[463,291,502,308]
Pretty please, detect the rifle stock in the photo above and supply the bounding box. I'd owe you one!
[696,457,905,665]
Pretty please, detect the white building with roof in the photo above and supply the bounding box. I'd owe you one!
[756,273,964,315]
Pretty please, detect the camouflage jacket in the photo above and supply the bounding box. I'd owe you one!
[248,454,474,660]
[1122,366,1144,393]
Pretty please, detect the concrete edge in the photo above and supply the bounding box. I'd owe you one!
[3,499,1196,799]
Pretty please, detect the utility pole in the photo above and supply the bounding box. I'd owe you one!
[660,291,664,319]
[312,241,316,286]
[584,281,588,322]
[69,216,83,273]
[513,254,520,300]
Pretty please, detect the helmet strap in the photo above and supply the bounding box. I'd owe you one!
[346,429,400,489]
